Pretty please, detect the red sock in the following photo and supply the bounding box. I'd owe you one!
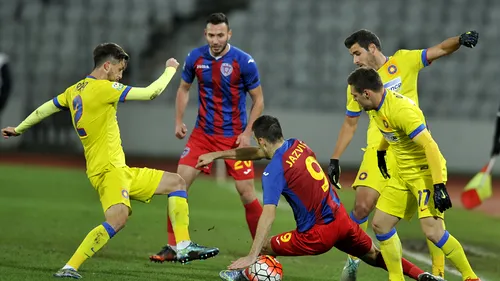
[375,253,424,280]
[167,216,176,246]
[244,199,263,239]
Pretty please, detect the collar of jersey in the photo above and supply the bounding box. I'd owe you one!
[376,89,387,111]
[209,44,231,60]
[86,75,97,79]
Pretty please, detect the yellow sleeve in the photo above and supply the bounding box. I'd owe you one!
[345,85,362,117]
[395,49,431,71]
[15,100,62,134]
[393,106,443,184]
[99,80,133,104]
[52,92,69,110]
[125,67,177,101]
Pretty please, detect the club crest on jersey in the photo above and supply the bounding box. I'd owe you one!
[181,147,190,158]
[359,172,368,180]
[388,64,398,74]
[220,63,233,76]
[112,82,125,91]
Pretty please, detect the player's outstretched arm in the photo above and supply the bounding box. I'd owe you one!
[196,147,266,168]
[425,31,479,63]
[331,115,360,159]
[2,100,61,138]
[228,204,276,270]
[124,59,179,101]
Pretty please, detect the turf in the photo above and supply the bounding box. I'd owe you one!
[0,164,498,281]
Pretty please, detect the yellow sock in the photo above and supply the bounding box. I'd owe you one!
[435,231,477,280]
[348,211,368,261]
[168,191,190,245]
[67,222,115,270]
[376,228,405,281]
[427,238,445,277]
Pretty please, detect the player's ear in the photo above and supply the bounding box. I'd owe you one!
[227,29,232,40]
[103,61,111,72]
[368,43,377,54]
[363,90,370,99]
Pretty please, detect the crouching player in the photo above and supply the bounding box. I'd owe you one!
[196,115,445,281]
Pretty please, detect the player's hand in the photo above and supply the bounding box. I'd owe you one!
[459,31,479,48]
[377,150,390,179]
[327,159,342,189]
[1,127,20,139]
[196,153,216,169]
[175,122,188,139]
[433,183,452,213]
[166,58,180,69]
[236,132,251,148]
[228,255,257,270]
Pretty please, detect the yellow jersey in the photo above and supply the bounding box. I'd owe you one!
[367,89,446,180]
[346,49,430,148]
[53,75,132,177]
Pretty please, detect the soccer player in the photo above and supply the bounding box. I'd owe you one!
[347,67,480,281]
[1,43,219,279]
[327,29,479,280]
[150,12,264,262]
[196,115,444,281]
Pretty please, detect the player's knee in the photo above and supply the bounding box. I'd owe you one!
[105,204,129,232]
[371,219,388,235]
[172,173,187,191]
[420,218,445,243]
[353,201,374,220]
[235,180,256,203]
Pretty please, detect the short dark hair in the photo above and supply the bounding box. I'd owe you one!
[347,67,384,94]
[93,43,129,68]
[206,12,229,28]
[344,29,382,51]
[252,115,284,144]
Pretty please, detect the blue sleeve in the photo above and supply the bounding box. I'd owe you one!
[241,56,261,91]
[262,162,286,206]
[181,52,196,84]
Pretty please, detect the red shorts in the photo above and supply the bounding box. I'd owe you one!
[270,205,372,258]
[178,128,255,181]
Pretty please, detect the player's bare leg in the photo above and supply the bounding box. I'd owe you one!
[235,179,262,239]
[219,237,275,281]
[341,185,379,281]
[419,217,479,280]
[149,171,219,264]
[54,204,128,279]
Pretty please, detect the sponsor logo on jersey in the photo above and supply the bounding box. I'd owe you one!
[383,77,402,92]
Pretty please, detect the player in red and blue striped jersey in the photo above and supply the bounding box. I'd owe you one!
[196,115,444,281]
[150,13,264,263]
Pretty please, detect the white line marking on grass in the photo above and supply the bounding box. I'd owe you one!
[216,181,489,281]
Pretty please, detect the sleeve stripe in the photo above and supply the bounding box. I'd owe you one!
[52,97,67,110]
[409,124,426,139]
[119,86,132,103]
[346,110,362,117]
[421,49,430,67]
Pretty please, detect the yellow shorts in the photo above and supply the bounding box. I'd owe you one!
[89,166,164,213]
[376,173,445,221]
[352,146,396,193]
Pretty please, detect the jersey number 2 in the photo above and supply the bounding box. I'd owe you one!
[72,95,87,137]
[305,156,329,192]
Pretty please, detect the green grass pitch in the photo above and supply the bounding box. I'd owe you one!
[0,164,498,281]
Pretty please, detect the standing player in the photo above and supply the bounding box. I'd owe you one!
[196,115,444,281]
[327,29,479,280]
[150,13,264,262]
[1,43,219,279]
[348,67,480,281]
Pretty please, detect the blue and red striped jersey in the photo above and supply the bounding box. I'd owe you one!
[181,44,261,137]
[262,139,341,233]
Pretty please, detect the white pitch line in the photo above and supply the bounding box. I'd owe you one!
[216,181,488,281]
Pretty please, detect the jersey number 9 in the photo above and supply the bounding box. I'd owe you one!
[305,156,329,192]
[72,95,87,137]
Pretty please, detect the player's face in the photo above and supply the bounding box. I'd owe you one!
[205,23,232,56]
[254,136,273,159]
[104,60,127,82]
[351,88,376,111]
[349,43,378,69]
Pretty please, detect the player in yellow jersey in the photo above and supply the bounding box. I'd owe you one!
[347,67,481,281]
[1,43,219,279]
[327,29,479,280]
